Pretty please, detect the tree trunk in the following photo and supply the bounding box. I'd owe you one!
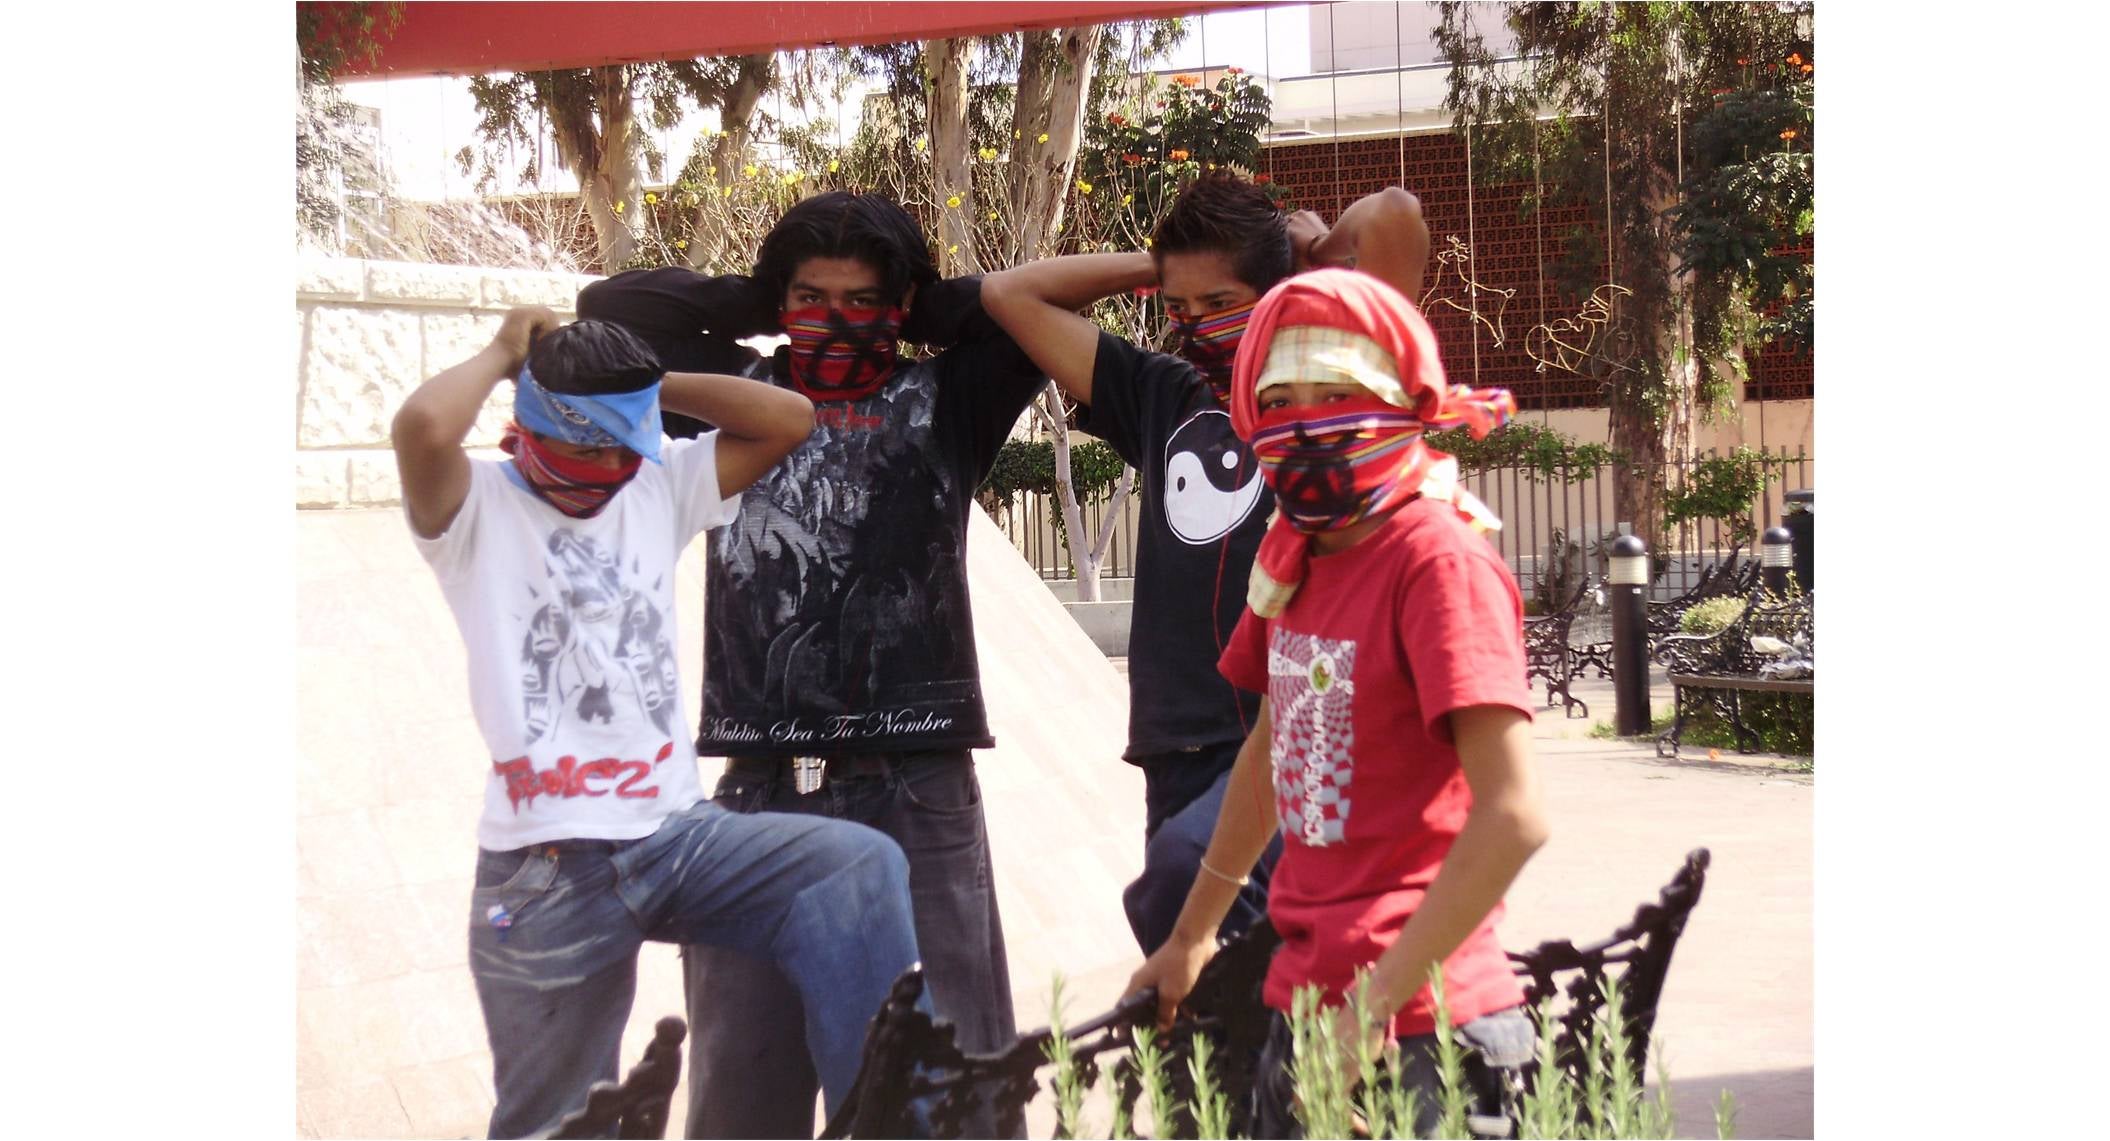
[1011,26,1102,262]
[1034,388,1099,601]
[546,65,642,273]
[694,55,774,269]
[926,38,980,276]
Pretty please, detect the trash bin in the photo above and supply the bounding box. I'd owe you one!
[1783,488,1813,591]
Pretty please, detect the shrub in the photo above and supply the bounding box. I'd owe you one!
[1035,968,1735,1138]
[1679,596,1748,635]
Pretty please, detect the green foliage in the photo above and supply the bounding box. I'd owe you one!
[1267,969,1718,1139]
[1044,974,1091,1138]
[1435,2,1814,540]
[1679,596,1749,635]
[294,1,404,85]
[1427,421,1624,481]
[980,437,1128,510]
[1662,447,1787,533]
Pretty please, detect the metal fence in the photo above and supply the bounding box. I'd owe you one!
[987,445,1813,599]
[1458,444,1814,610]
[987,489,1141,582]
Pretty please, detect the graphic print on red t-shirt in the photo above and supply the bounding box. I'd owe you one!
[1266,631,1359,846]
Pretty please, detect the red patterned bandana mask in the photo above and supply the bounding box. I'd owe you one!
[500,424,642,518]
[1229,270,1515,617]
[783,305,905,403]
[1170,299,1257,406]
[1250,396,1432,534]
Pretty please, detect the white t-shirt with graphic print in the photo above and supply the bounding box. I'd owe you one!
[413,433,739,850]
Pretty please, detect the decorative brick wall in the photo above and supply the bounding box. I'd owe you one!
[294,256,603,508]
[1260,133,1814,408]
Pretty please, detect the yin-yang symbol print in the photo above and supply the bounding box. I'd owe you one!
[1164,408,1266,545]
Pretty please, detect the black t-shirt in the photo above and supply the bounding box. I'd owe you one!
[576,269,1047,756]
[1075,331,1271,760]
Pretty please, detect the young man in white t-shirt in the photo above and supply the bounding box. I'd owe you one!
[392,307,923,1139]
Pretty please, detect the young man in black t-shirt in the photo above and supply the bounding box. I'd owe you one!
[579,192,1080,1139]
[980,173,1431,956]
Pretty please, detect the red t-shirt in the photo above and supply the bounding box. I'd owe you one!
[1218,497,1535,1037]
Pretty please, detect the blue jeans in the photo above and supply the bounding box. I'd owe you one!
[1251,1005,1537,1139]
[467,799,918,1139]
[683,751,1020,1139]
[1123,741,1282,954]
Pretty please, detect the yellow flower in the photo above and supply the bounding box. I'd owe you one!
[979,147,998,161]
[915,137,928,152]
[1075,179,1094,194]
[644,192,658,205]
[947,243,960,255]
[1143,236,1153,249]
[742,163,758,178]
[1036,132,1049,144]
[674,239,688,250]
[783,171,804,186]
[827,159,840,173]
[721,186,734,198]
[988,211,1000,221]
[612,200,625,214]
[946,193,963,208]
[1122,194,1133,206]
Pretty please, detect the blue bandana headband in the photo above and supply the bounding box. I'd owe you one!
[514,365,665,464]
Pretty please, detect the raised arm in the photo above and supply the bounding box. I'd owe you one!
[1299,187,1433,299]
[658,372,815,496]
[392,306,559,539]
[980,252,1158,406]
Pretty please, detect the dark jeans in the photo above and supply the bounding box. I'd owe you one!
[682,750,1020,1139]
[466,800,919,1139]
[1251,1005,1537,1139]
[1123,740,1283,954]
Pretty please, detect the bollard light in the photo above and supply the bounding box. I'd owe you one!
[1608,534,1650,737]
[1609,534,1649,585]
[1762,526,1793,594]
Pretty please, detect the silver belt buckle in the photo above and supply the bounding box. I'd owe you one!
[792,755,826,796]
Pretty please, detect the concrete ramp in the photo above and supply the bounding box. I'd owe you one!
[296,506,1144,1138]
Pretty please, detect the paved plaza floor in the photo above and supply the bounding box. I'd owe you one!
[296,508,1811,1139]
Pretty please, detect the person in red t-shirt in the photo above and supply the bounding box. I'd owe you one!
[1124,269,1551,1138]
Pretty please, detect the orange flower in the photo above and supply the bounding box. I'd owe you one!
[1173,73,1200,87]
[1108,112,1126,127]
[1123,152,1144,166]
[1707,748,1721,762]
[1801,63,1813,74]
[1779,128,1798,141]
[1170,148,1190,161]
[1787,52,1803,65]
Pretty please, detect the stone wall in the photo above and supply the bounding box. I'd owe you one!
[294,256,603,509]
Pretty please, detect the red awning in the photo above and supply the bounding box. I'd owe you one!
[315,2,1278,80]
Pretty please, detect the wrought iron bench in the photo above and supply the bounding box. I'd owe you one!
[544,1015,688,1139]
[821,849,1713,1139]
[1645,546,1758,642]
[1651,589,1814,758]
[1524,577,1593,718]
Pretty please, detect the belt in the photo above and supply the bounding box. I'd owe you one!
[726,753,895,794]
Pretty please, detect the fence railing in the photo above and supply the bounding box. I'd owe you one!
[1458,444,1813,610]
[985,487,1141,583]
[985,445,1812,599]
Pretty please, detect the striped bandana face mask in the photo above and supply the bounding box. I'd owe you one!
[500,425,642,518]
[1169,299,1257,405]
[783,305,905,403]
[1250,396,1431,534]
